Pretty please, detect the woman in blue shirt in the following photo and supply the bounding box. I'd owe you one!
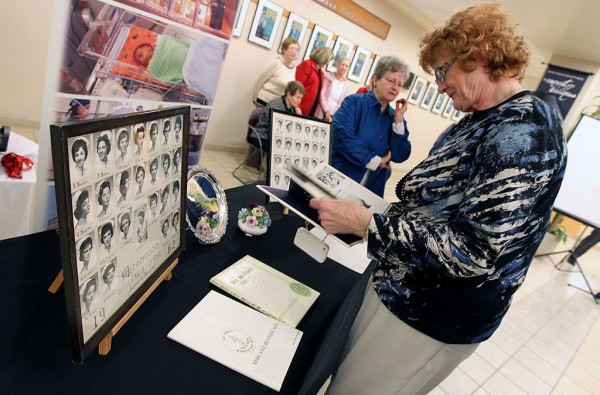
[331,56,411,197]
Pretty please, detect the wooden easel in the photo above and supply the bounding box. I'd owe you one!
[48,258,179,355]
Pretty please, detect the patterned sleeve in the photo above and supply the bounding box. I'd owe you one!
[368,115,564,278]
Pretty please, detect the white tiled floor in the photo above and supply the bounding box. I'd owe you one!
[201,148,600,395]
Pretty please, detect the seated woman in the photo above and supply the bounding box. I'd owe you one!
[249,80,305,152]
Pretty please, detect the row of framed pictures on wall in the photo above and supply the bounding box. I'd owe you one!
[406,76,464,121]
[233,0,374,84]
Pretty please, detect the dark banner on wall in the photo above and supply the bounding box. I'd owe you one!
[536,64,590,119]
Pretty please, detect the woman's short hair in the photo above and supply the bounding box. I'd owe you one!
[162,153,171,167]
[373,56,409,81]
[84,277,97,295]
[118,129,129,144]
[74,190,89,219]
[136,166,145,178]
[280,36,299,52]
[71,139,88,161]
[418,4,530,81]
[100,222,114,238]
[119,170,129,188]
[310,46,334,66]
[150,122,158,135]
[134,126,145,144]
[119,212,131,231]
[172,211,179,226]
[285,80,306,96]
[96,133,111,155]
[97,180,111,205]
[173,179,180,192]
[175,115,182,128]
[102,262,116,282]
[78,236,93,260]
[334,57,350,68]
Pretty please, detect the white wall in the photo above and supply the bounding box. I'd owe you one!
[0,1,54,126]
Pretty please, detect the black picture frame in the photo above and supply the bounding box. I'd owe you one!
[267,109,332,192]
[50,106,189,362]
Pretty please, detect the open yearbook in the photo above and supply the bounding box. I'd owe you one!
[210,255,320,328]
[257,162,391,246]
[168,291,302,391]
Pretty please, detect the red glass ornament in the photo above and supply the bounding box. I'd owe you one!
[1,152,34,179]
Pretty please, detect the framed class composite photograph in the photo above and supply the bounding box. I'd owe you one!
[267,109,332,192]
[50,106,189,362]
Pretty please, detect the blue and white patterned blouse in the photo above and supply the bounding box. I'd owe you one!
[369,91,567,344]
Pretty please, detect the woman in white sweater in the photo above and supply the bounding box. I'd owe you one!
[252,37,299,106]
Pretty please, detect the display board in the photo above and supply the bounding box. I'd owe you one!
[267,109,332,191]
[553,114,600,229]
[50,106,189,362]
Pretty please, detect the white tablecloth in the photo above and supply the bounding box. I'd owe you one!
[0,132,38,240]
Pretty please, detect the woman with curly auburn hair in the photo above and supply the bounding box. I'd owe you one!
[312,5,567,394]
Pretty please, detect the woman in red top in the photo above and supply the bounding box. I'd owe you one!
[295,46,333,117]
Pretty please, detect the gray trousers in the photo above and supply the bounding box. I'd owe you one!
[325,282,478,395]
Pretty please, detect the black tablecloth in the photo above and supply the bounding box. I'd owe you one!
[0,184,368,394]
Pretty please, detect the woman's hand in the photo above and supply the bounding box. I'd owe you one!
[379,151,392,169]
[324,111,332,122]
[309,198,372,238]
[394,98,407,124]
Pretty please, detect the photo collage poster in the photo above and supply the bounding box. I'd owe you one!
[268,109,331,190]
[52,108,187,359]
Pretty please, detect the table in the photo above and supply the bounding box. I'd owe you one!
[0,184,369,394]
[0,131,38,240]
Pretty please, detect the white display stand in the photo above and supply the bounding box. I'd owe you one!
[0,132,38,240]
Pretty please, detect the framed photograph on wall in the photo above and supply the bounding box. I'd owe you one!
[442,98,454,118]
[248,0,284,49]
[327,36,354,73]
[419,83,438,110]
[364,54,381,86]
[232,0,251,37]
[451,109,465,122]
[407,76,428,105]
[431,93,448,114]
[267,109,332,193]
[402,71,415,89]
[279,12,309,52]
[347,46,372,83]
[304,24,334,60]
[50,106,189,362]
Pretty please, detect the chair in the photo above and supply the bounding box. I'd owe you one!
[232,106,267,184]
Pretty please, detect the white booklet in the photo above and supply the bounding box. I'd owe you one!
[258,162,390,247]
[168,291,303,392]
[210,255,320,328]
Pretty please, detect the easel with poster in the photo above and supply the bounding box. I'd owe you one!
[49,106,189,362]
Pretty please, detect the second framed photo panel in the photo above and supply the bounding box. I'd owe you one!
[348,46,372,83]
[304,25,334,60]
[407,76,428,105]
[327,36,354,73]
[279,12,309,52]
[248,0,284,49]
[419,83,438,110]
[267,109,332,192]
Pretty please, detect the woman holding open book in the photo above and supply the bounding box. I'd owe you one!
[311,5,567,394]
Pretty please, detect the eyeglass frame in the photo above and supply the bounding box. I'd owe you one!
[435,57,457,85]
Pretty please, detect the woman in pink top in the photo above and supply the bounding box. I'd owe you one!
[315,57,351,121]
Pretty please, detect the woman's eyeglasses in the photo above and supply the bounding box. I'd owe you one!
[435,57,457,85]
